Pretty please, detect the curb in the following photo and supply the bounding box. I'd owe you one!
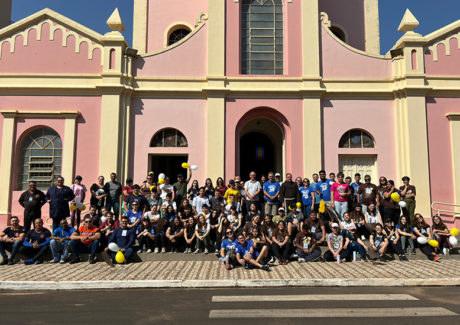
[1,278,460,290]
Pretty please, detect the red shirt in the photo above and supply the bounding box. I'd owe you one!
[122,185,133,200]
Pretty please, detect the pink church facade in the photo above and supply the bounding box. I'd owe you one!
[0,0,460,227]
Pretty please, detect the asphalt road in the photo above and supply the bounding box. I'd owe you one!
[1,286,459,324]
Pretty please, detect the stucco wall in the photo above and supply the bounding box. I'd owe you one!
[425,38,460,75]
[146,0,208,53]
[130,97,207,184]
[323,99,396,179]
[0,22,102,74]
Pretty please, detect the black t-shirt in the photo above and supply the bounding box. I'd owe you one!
[90,184,107,208]
[3,226,25,238]
[25,228,51,244]
[371,232,387,248]
[18,190,47,217]
[125,194,148,212]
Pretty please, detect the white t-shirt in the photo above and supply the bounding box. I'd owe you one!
[340,221,356,230]
[365,212,379,224]
[161,201,177,211]
[159,184,174,200]
[225,202,241,213]
[195,223,210,234]
[192,196,209,214]
[244,180,262,200]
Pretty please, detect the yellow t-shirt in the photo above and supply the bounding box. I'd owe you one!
[224,188,240,204]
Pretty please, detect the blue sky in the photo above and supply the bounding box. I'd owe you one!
[10,0,460,54]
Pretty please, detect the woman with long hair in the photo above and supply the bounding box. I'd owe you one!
[396,215,416,254]
[432,215,452,255]
[204,178,215,200]
[184,217,197,253]
[166,216,185,253]
[137,217,155,253]
[215,177,227,199]
[271,220,290,265]
[364,203,383,233]
[194,214,211,254]
[187,180,199,200]
[413,213,441,261]
[350,203,368,240]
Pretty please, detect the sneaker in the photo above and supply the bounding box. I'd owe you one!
[433,256,441,262]
[69,258,81,264]
[8,259,14,265]
[289,253,298,259]
[262,264,270,272]
[34,260,42,265]
[361,235,366,240]
[161,247,166,253]
[194,249,200,254]
[298,257,305,263]
[204,249,209,254]
[225,264,233,271]
[172,248,177,254]
[24,259,34,265]
[244,262,249,269]
[49,259,59,264]
[146,249,152,253]
[59,259,66,264]
[411,249,416,255]
[268,256,275,264]
[154,247,159,253]
[137,249,143,254]
[0,257,8,265]
[89,256,96,264]
[101,251,114,267]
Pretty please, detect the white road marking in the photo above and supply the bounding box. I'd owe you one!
[212,294,419,302]
[0,292,44,296]
[209,307,457,318]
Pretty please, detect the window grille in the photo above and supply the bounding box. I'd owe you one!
[150,128,188,147]
[339,129,375,148]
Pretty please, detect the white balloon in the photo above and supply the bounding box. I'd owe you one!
[417,237,428,245]
[76,202,83,209]
[449,236,458,246]
[75,197,81,204]
[190,165,198,171]
[158,173,165,180]
[100,216,107,224]
[398,201,407,208]
[108,243,120,252]
[96,189,105,195]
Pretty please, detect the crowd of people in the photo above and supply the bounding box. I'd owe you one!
[0,168,455,268]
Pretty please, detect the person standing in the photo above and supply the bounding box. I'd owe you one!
[18,181,47,232]
[383,180,401,225]
[173,168,192,205]
[45,177,75,231]
[279,173,301,211]
[299,178,315,220]
[331,172,351,221]
[351,173,363,205]
[0,216,25,265]
[69,175,87,229]
[399,176,416,224]
[358,175,379,214]
[104,173,123,218]
[244,171,262,212]
[90,176,107,215]
[121,178,134,214]
[263,172,280,217]
[311,173,321,212]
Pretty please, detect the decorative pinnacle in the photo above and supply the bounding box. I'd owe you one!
[398,9,419,33]
[107,8,125,32]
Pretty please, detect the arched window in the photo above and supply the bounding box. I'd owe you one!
[241,0,283,75]
[150,128,188,147]
[17,127,62,191]
[168,26,191,46]
[339,129,374,148]
[330,26,346,43]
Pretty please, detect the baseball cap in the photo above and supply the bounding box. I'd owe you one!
[275,173,281,177]
[177,173,184,178]
[331,223,339,228]
[278,207,285,212]
[349,224,356,230]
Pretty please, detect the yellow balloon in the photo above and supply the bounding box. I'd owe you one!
[450,228,459,237]
[181,162,190,169]
[390,192,400,203]
[79,204,86,211]
[428,239,439,248]
[115,251,125,264]
[70,204,77,211]
[296,202,301,208]
[150,185,156,192]
[158,179,165,185]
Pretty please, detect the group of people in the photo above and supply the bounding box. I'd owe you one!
[0,169,454,267]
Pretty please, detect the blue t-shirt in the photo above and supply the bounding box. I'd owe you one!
[317,179,333,201]
[263,181,280,203]
[351,182,363,202]
[126,210,143,224]
[136,226,155,236]
[299,186,315,205]
[52,227,75,240]
[236,240,254,256]
[221,238,238,252]
[311,182,321,204]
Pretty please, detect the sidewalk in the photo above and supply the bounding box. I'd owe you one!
[1,259,460,290]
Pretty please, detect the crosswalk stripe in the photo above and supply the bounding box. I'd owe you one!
[212,294,418,302]
[209,307,457,318]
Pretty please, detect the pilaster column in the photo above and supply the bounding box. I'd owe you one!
[0,112,16,215]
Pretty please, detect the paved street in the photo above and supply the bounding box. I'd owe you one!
[1,287,459,324]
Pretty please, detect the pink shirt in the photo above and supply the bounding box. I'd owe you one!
[70,184,87,200]
[331,182,349,202]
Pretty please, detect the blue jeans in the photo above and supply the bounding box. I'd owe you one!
[108,247,134,264]
[50,239,70,261]
[302,204,312,220]
[106,198,120,217]
[70,239,100,259]
[347,241,366,259]
[0,240,22,260]
[334,201,348,221]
